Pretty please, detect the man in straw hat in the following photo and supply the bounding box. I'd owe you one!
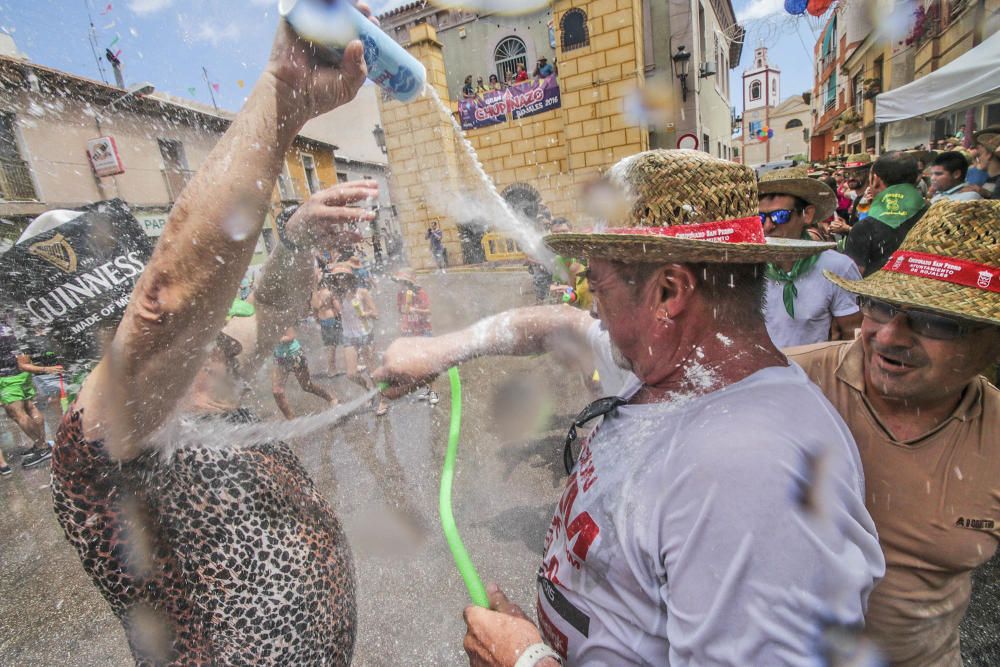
[757,166,863,347]
[787,199,1000,666]
[844,152,927,277]
[377,150,884,665]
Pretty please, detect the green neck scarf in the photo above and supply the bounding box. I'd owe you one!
[867,183,925,228]
[766,233,821,318]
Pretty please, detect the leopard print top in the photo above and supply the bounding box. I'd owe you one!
[51,408,356,666]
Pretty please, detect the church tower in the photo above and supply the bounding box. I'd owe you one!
[740,47,782,166]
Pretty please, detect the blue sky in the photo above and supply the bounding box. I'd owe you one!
[0,0,822,114]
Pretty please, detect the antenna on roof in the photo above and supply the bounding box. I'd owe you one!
[84,0,109,85]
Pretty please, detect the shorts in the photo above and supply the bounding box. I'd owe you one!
[342,332,374,348]
[34,373,62,400]
[0,372,36,406]
[274,351,306,373]
[319,318,342,347]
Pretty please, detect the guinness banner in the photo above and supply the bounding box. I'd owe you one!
[0,199,153,362]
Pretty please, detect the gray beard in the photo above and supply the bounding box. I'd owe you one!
[610,340,634,372]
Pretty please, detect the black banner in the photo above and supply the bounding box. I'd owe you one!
[0,199,153,363]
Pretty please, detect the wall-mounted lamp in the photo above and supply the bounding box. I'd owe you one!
[672,45,692,102]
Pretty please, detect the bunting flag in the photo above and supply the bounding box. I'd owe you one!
[103,20,116,30]
[187,87,197,96]
[100,3,113,15]
[211,82,220,92]
[108,35,119,48]
[237,79,245,89]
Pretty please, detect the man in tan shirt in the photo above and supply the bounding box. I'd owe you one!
[790,199,1000,666]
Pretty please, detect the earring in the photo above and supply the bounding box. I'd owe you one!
[656,308,671,322]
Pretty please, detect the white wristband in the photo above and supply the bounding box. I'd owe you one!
[513,642,562,667]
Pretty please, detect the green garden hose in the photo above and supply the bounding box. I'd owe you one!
[439,367,489,607]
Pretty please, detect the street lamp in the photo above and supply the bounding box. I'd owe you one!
[672,45,692,103]
[372,123,387,155]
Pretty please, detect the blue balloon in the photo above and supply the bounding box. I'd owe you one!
[785,0,808,14]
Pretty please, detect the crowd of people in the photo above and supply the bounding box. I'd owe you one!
[0,6,998,667]
[461,57,556,99]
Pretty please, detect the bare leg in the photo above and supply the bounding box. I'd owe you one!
[293,362,337,404]
[343,346,372,391]
[4,401,45,449]
[328,345,339,376]
[271,362,295,420]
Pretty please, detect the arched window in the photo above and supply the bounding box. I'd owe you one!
[560,9,589,52]
[749,80,761,101]
[494,36,527,85]
[502,183,542,222]
[785,118,803,129]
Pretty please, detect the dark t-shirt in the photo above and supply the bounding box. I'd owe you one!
[843,207,926,276]
[0,324,22,376]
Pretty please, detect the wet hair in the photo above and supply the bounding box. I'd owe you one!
[610,261,765,325]
[871,153,920,186]
[932,151,969,180]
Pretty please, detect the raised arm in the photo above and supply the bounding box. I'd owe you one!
[374,304,593,398]
[78,16,372,458]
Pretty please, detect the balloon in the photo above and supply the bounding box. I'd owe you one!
[784,0,808,15]
[768,129,774,137]
[807,0,833,16]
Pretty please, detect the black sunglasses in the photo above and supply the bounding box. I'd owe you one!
[564,396,626,474]
[858,296,988,340]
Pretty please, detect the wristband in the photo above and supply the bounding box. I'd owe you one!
[513,643,562,667]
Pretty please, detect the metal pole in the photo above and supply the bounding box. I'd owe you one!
[202,66,219,113]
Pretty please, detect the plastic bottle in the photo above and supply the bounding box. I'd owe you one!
[279,0,427,102]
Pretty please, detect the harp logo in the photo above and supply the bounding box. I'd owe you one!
[28,233,78,273]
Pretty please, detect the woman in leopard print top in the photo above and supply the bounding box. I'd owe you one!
[51,13,380,665]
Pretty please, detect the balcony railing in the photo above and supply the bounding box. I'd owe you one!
[824,97,836,112]
[162,168,196,202]
[0,156,38,201]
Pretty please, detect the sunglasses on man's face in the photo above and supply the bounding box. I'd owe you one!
[564,395,626,474]
[858,296,988,340]
[758,209,797,226]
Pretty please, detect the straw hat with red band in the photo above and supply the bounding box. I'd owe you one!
[544,150,834,264]
[825,199,1000,327]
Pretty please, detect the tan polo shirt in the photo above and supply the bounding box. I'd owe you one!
[788,340,1000,667]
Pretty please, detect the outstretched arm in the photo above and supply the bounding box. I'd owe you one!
[374,304,593,398]
[78,12,373,459]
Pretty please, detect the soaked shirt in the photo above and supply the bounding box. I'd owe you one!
[788,341,1000,667]
[537,361,884,665]
[51,408,356,666]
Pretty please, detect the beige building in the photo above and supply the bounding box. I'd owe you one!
[378,0,742,270]
[0,51,394,262]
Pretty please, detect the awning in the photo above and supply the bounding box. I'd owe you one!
[875,31,1000,123]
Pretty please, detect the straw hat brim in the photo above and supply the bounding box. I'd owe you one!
[545,233,834,263]
[824,270,1000,328]
[758,177,837,221]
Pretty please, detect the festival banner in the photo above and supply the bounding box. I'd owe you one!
[0,199,154,362]
[458,74,562,130]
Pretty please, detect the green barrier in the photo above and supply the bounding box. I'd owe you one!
[439,367,489,607]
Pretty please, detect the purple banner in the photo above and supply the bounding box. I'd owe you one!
[458,75,562,130]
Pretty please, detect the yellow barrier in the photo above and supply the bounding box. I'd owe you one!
[481,232,526,262]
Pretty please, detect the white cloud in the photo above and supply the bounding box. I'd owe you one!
[192,22,242,46]
[736,0,784,22]
[128,0,173,15]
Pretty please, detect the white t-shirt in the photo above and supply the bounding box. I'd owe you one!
[764,250,861,348]
[537,358,884,665]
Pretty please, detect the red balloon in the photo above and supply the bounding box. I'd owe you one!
[807,0,833,16]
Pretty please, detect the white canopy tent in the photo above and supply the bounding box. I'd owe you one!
[876,31,1000,126]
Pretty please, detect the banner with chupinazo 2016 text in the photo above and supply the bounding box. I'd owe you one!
[458,74,562,130]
